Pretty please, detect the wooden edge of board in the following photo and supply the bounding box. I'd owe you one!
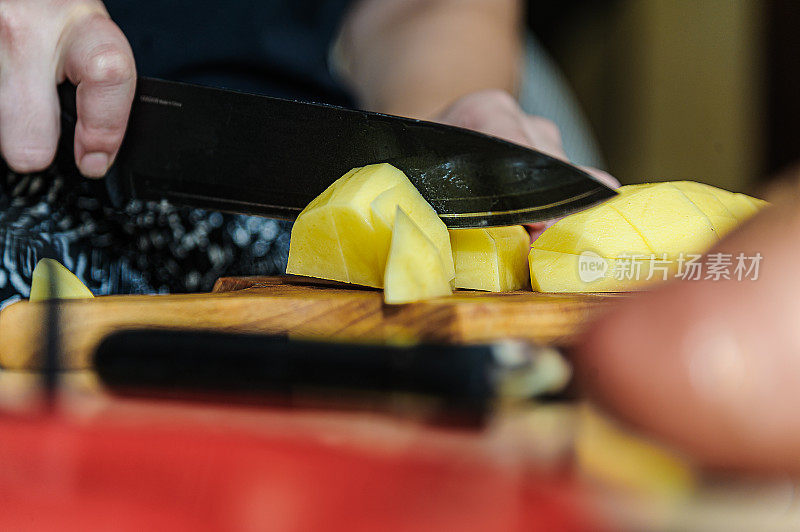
[1,277,621,370]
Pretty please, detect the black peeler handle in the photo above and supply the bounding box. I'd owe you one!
[93,329,534,423]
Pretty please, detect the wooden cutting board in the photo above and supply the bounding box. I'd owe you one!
[0,276,622,370]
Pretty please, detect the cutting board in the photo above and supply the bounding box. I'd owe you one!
[0,276,621,370]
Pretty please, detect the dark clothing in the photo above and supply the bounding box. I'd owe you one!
[104,0,354,105]
[0,0,354,307]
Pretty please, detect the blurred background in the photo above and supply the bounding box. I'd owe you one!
[527,0,796,193]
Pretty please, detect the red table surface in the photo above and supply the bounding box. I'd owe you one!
[0,412,604,532]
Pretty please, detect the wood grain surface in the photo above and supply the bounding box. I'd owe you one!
[0,276,622,370]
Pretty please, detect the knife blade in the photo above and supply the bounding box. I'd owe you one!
[58,78,615,228]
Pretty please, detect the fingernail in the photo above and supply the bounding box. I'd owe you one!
[80,152,110,178]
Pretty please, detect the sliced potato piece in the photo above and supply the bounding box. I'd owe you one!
[449,226,530,292]
[528,249,667,293]
[533,202,652,259]
[713,190,764,221]
[286,203,350,284]
[371,185,454,282]
[384,208,452,304]
[608,183,719,258]
[30,259,94,301]
[576,405,695,498]
[530,181,768,292]
[287,163,453,288]
[670,181,739,234]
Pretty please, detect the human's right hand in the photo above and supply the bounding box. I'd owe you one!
[0,0,135,177]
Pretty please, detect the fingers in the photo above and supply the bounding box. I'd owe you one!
[0,62,60,173]
[61,12,135,178]
[435,89,571,161]
[435,90,545,149]
[0,2,61,172]
[521,115,567,161]
[573,200,800,472]
[524,220,558,244]
[0,1,134,177]
[436,89,529,144]
[581,167,620,189]
[435,89,623,246]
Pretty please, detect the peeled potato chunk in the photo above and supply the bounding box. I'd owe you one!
[384,208,452,304]
[449,226,531,292]
[30,259,94,301]
[576,405,695,498]
[530,181,768,292]
[286,163,454,288]
[371,183,455,282]
[698,184,766,222]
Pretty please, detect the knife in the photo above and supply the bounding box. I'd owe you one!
[58,78,615,228]
[93,329,570,425]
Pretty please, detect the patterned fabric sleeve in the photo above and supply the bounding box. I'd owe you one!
[0,165,291,308]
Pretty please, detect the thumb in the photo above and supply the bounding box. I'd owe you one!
[572,198,800,473]
[60,12,135,178]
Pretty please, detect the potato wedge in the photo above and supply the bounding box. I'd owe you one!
[384,208,452,304]
[449,226,530,292]
[287,163,453,288]
[29,259,94,301]
[530,181,768,292]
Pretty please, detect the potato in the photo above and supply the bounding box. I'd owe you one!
[29,259,94,301]
[384,208,452,304]
[286,163,454,288]
[575,405,695,498]
[371,184,455,282]
[693,183,767,222]
[529,181,768,292]
[449,226,531,292]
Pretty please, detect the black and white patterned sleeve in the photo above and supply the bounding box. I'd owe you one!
[0,166,292,308]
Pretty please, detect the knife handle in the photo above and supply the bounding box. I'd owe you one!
[57,82,130,208]
[56,81,78,174]
[93,329,521,424]
[57,81,77,127]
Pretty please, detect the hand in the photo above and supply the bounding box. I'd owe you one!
[0,0,136,177]
[573,182,800,473]
[433,89,619,238]
[435,89,569,159]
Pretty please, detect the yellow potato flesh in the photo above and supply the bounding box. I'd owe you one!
[706,187,765,221]
[575,405,695,498]
[529,250,662,292]
[449,226,531,292]
[533,201,651,259]
[29,259,94,301]
[286,163,454,288]
[530,181,768,292]
[371,185,455,282]
[384,208,452,304]
[670,181,739,235]
[608,184,719,257]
